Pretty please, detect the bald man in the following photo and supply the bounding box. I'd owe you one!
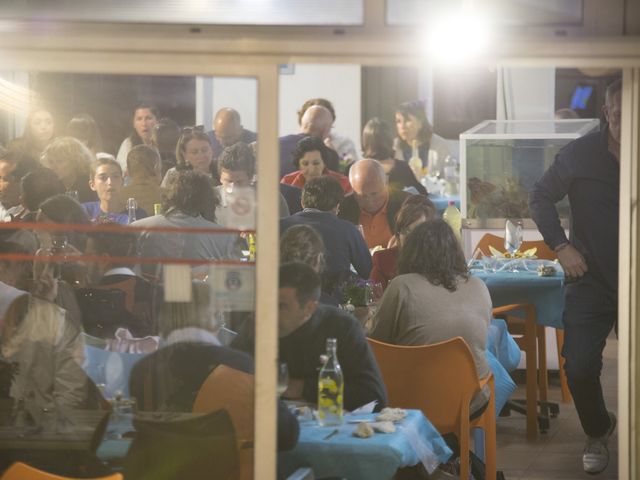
[338,159,410,249]
[207,107,257,161]
[279,104,340,179]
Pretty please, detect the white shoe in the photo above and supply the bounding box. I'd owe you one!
[583,411,617,475]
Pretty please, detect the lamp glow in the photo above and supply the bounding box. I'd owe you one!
[424,9,490,64]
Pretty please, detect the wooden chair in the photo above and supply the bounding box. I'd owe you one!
[367,337,496,480]
[1,462,122,480]
[477,233,571,406]
[193,365,254,480]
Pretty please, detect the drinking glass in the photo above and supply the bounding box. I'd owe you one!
[504,219,523,272]
[277,363,289,397]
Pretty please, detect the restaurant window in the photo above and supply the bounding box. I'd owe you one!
[0,70,261,478]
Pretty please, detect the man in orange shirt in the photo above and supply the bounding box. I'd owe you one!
[338,159,410,249]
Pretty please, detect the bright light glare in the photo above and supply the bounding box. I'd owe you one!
[424,10,490,64]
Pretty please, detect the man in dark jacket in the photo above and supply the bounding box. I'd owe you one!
[233,262,387,412]
[529,79,621,475]
[338,159,410,249]
[281,176,371,295]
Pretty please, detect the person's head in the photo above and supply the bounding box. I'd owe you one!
[395,101,432,146]
[0,240,30,290]
[292,136,333,181]
[85,226,137,283]
[37,194,91,251]
[603,78,622,145]
[278,262,321,337]
[127,144,161,182]
[163,170,218,222]
[297,98,336,126]
[175,126,214,175]
[301,175,344,212]
[89,158,124,206]
[66,114,103,153]
[213,108,243,148]
[24,108,55,146]
[394,195,437,247]
[131,103,159,145]
[398,219,468,291]
[361,117,394,160]
[151,117,181,153]
[41,136,94,188]
[21,167,65,212]
[0,151,39,208]
[159,281,217,339]
[300,105,333,139]
[280,225,326,274]
[554,108,580,120]
[348,159,388,214]
[218,142,255,188]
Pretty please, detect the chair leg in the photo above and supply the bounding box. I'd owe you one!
[556,329,572,403]
[524,313,538,440]
[460,410,471,480]
[483,381,497,480]
[536,326,548,404]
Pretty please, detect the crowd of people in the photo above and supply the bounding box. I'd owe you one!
[0,84,620,477]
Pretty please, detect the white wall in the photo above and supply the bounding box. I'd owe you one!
[196,76,258,132]
[498,67,556,120]
[278,64,361,148]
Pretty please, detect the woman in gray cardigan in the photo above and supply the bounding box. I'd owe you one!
[370,219,492,381]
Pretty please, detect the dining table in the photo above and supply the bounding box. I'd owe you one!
[278,409,452,480]
[470,260,566,329]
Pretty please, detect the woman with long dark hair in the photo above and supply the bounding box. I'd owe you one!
[362,117,427,195]
[370,219,491,384]
[393,101,451,169]
[116,103,159,174]
[161,126,217,188]
[9,108,56,160]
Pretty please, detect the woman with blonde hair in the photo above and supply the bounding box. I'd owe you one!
[41,136,97,203]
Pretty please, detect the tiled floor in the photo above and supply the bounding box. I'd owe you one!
[495,335,618,480]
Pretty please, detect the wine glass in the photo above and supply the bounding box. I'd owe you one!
[277,363,289,397]
[504,219,523,272]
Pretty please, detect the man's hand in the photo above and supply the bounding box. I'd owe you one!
[556,244,588,279]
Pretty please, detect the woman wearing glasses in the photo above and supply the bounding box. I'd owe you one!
[161,126,216,188]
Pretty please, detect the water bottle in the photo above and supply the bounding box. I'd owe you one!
[408,140,422,180]
[317,338,344,427]
[443,155,458,195]
[127,198,137,224]
[443,200,462,243]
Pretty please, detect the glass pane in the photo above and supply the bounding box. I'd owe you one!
[466,119,599,136]
[0,71,260,478]
[387,0,583,27]
[2,0,363,26]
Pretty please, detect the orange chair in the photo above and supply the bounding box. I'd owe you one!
[1,462,122,480]
[477,233,571,405]
[367,337,496,480]
[193,365,254,480]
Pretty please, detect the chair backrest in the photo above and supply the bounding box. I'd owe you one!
[124,409,238,480]
[1,462,122,480]
[475,233,556,260]
[193,365,254,480]
[367,336,481,435]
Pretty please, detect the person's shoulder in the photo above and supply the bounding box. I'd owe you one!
[81,201,99,214]
[242,129,257,142]
[559,130,601,159]
[315,304,361,329]
[389,188,411,204]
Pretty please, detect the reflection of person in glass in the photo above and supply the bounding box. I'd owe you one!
[529,79,621,475]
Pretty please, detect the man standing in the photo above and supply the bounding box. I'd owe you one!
[529,79,621,474]
[339,159,410,249]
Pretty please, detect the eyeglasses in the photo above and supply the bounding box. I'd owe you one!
[182,125,205,134]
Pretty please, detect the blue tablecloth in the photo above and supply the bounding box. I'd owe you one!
[472,268,565,329]
[279,409,452,479]
[486,319,520,415]
[428,194,460,215]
